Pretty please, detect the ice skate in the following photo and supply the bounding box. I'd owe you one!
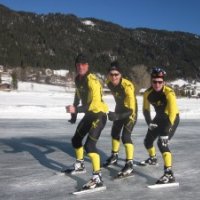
[139,156,158,166]
[156,168,175,184]
[72,171,106,195]
[82,171,104,190]
[148,168,179,189]
[61,159,86,175]
[114,160,134,180]
[103,153,118,167]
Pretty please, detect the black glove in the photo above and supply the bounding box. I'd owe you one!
[68,113,77,124]
[108,112,119,121]
[159,136,169,147]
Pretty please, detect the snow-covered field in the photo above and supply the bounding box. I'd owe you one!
[0,81,200,119]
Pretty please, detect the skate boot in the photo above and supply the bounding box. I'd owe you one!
[82,171,103,190]
[156,168,175,184]
[103,152,118,167]
[140,156,158,166]
[117,160,134,177]
[61,159,86,174]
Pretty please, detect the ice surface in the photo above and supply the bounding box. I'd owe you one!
[0,82,200,199]
[0,119,200,200]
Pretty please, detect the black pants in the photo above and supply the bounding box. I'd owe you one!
[144,114,180,153]
[111,118,136,144]
[72,112,107,154]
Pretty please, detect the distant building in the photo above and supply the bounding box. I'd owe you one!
[0,70,12,91]
[53,69,69,77]
[169,79,200,98]
[0,65,4,72]
[0,72,12,84]
[0,83,11,91]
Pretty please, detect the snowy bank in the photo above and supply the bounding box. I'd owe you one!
[0,82,200,119]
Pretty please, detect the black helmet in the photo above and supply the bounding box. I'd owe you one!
[151,67,166,79]
[108,60,122,73]
[75,53,89,65]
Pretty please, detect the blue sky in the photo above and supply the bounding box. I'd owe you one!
[0,0,200,35]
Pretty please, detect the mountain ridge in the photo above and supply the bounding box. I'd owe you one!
[0,4,200,80]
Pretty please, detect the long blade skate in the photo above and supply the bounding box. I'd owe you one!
[61,167,86,175]
[148,182,179,189]
[134,159,159,167]
[113,171,134,181]
[72,186,106,195]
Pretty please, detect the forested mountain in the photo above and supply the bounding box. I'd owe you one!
[1,4,200,80]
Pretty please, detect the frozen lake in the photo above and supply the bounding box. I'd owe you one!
[0,119,200,200]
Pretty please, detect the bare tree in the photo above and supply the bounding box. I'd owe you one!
[129,65,150,93]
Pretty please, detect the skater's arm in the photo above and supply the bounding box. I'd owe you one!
[143,91,151,125]
[108,110,132,121]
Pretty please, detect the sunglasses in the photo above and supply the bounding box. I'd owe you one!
[109,73,120,77]
[152,80,163,84]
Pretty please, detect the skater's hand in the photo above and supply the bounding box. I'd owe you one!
[68,118,76,124]
[108,112,118,121]
[159,136,169,147]
[68,113,77,124]
[148,123,158,130]
[66,105,76,113]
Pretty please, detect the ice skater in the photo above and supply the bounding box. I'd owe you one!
[141,67,180,184]
[103,61,137,178]
[63,53,108,190]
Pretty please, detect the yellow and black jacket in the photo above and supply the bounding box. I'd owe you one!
[73,72,108,114]
[107,78,137,121]
[143,85,179,127]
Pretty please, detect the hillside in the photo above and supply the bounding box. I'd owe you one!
[0,4,200,80]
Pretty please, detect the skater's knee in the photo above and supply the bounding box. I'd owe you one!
[84,140,97,154]
[121,132,132,144]
[157,139,170,153]
[72,135,82,149]
[111,132,120,141]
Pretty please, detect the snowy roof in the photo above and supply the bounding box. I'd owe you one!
[169,79,188,87]
[53,70,69,77]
